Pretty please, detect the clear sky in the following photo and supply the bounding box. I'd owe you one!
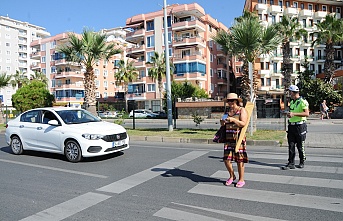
[1,0,245,36]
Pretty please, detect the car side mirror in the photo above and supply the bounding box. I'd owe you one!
[48,119,60,126]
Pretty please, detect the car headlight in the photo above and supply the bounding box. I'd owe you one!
[82,134,104,140]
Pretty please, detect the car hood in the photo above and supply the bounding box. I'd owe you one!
[67,121,126,134]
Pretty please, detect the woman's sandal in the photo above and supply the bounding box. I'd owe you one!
[236,181,245,188]
[225,176,236,186]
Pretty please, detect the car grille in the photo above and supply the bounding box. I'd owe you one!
[102,132,127,142]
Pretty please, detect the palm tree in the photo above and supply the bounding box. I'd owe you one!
[213,11,282,102]
[57,28,122,115]
[115,59,138,94]
[147,51,174,107]
[275,15,307,93]
[312,14,343,83]
[30,71,48,85]
[0,72,12,123]
[10,70,29,89]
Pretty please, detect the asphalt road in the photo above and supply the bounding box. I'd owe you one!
[1,135,342,221]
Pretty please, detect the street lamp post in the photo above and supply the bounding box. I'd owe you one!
[163,0,173,131]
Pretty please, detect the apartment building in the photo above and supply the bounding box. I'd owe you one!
[0,15,50,107]
[244,0,343,98]
[30,28,128,108]
[124,3,236,112]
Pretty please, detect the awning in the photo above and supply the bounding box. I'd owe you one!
[124,22,144,29]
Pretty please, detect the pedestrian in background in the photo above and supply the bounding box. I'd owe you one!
[282,85,309,170]
[320,100,330,120]
[220,93,248,187]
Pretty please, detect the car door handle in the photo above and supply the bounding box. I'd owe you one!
[19,125,24,128]
[37,127,43,130]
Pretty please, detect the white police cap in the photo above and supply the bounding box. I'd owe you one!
[289,85,299,92]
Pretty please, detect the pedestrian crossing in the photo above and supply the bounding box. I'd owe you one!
[153,151,343,221]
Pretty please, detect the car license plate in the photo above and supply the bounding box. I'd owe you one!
[113,140,125,147]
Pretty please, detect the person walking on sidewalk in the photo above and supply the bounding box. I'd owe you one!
[320,100,330,120]
[220,93,248,187]
[282,85,309,170]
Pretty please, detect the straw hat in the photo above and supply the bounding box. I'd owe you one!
[226,93,242,102]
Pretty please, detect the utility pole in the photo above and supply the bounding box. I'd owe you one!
[163,0,173,131]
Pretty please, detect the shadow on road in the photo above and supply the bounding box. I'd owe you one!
[152,167,223,184]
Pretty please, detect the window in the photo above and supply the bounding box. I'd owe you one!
[302,19,306,27]
[296,63,300,71]
[95,69,99,76]
[261,78,265,86]
[103,70,108,77]
[146,51,154,62]
[147,36,155,48]
[308,4,313,10]
[286,1,290,8]
[146,20,154,31]
[278,0,283,7]
[162,32,172,45]
[210,68,213,77]
[322,5,327,12]
[182,49,190,58]
[210,54,213,62]
[273,63,277,73]
[304,49,308,57]
[51,66,56,73]
[337,7,341,14]
[140,70,145,78]
[266,78,271,86]
[147,84,156,92]
[271,15,276,24]
[300,3,304,10]
[42,69,46,74]
[41,56,46,63]
[41,44,46,51]
[104,81,108,87]
[6,42,10,47]
[6,58,11,63]
[163,16,172,27]
[293,2,298,8]
[104,92,108,98]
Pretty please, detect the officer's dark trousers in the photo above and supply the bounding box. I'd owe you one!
[287,123,307,165]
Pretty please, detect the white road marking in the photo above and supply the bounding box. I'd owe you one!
[212,171,343,189]
[19,192,110,221]
[0,159,108,178]
[97,151,209,193]
[189,183,343,213]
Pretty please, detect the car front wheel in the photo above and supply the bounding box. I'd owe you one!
[10,135,23,155]
[64,140,82,163]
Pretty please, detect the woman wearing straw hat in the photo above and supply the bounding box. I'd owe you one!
[220,93,248,188]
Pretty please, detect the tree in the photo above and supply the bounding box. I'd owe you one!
[297,59,341,112]
[213,11,282,102]
[10,70,29,89]
[0,72,12,123]
[12,80,55,112]
[57,28,122,115]
[30,71,49,85]
[275,15,307,94]
[312,14,343,83]
[147,51,174,103]
[115,59,138,93]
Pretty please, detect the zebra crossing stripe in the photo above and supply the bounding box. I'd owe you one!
[244,163,343,174]
[154,203,289,221]
[249,153,343,163]
[97,151,209,194]
[188,184,343,213]
[19,192,111,221]
[212,171,343,189]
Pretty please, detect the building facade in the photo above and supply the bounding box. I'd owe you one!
[244,0,343,99]
[124,3,237,112]
[30,29,128,108]
[0,15,50,107]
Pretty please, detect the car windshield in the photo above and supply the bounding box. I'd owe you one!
[56,109,101,124]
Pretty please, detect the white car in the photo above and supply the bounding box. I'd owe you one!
[5,107,129,162]
[129,109,158,118]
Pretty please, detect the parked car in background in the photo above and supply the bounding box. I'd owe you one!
[98,111,117,118]
[5,107,129,162]
[153,111,168,119]
[129,109,158,118]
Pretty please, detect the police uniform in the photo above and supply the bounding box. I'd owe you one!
[287,96,308,167]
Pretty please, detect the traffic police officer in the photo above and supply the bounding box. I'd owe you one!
[282,85,309,170]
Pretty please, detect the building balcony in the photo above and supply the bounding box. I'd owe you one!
[55,59,68,65]
[126,92,147,101]
[125,29,145,43]
[299,9,312,17]
[315,56,326,62]
[30,51,41,60]
[258,69,271,77]
[271,72,283,77]
[285,7,298,16]
[314,11,327,18]
[127,44,145,54]
[255,3,268,11]
[269,5,282,14]
[217,63,227,69]
[216,77,228,85]
[173,52,205,62]
[172,19,206,32]
[270,54,283,61]
[174,72,206,81]
[55,71,83,79]
[18,55,28,60]
[55,97,84,102]
[30,63,41,70]
[135,60,146,67]
[172,35,206,48]
[55,83,84,90]
[331,12,341,19]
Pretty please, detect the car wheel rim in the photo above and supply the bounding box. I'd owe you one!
[66,142,79,160]
[12,139,21,153]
